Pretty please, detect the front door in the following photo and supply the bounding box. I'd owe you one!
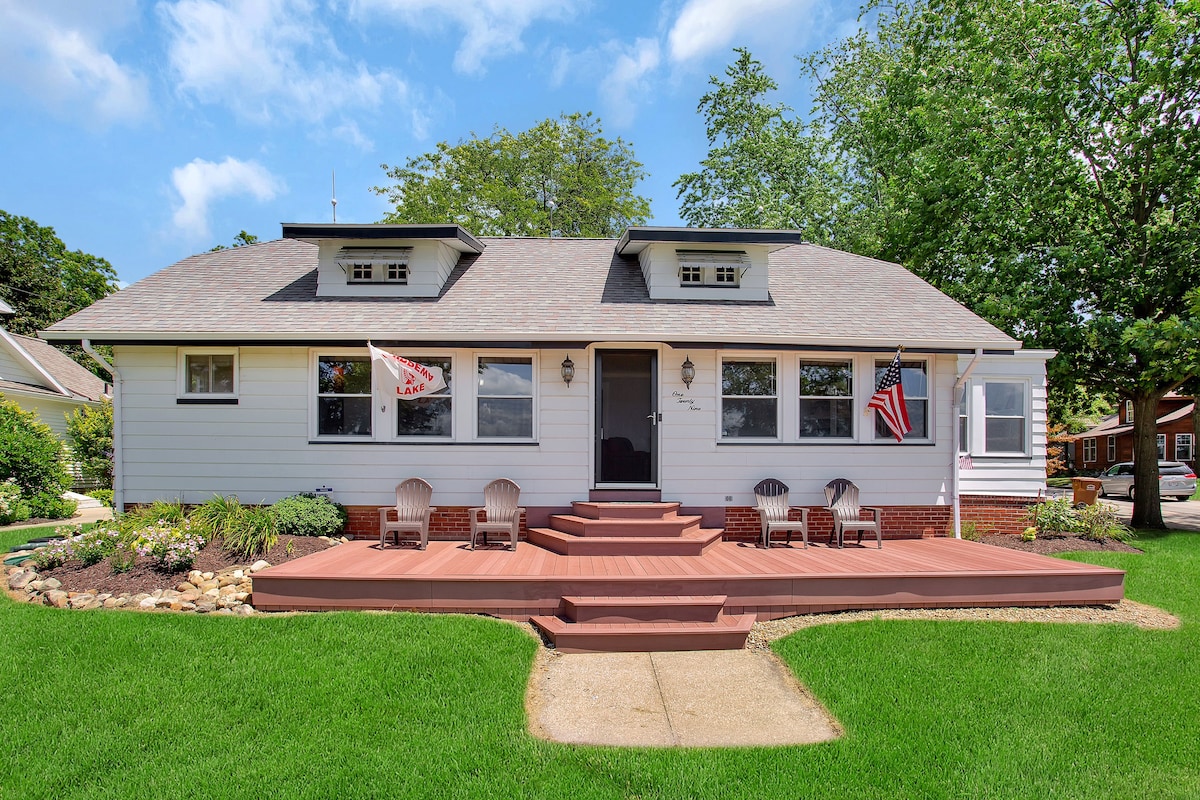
[596,350,657,485]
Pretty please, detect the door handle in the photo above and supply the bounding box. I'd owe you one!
[646,412,661,426]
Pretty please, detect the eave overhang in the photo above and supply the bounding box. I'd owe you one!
[616,226,804,256]
[282,223,485,254]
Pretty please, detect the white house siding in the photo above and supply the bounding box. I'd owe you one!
[315,240,462,298]
[637,243,770,301]
[113,344,1048,511]
[19,396,83,440]
[0,344,40,387]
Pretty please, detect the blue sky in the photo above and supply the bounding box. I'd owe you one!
[0,0,863,286]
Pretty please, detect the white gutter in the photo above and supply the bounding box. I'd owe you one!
[81,340,122,513]
[951,349,985,539]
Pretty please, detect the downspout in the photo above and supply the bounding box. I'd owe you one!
[81,340,121,513]
[952,349,984,539]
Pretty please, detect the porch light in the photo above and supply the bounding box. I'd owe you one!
[560,355,575,387]
[681,356,696,389]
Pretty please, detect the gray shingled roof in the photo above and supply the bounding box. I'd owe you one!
[44,237,1019,349]
[2,332,107,401]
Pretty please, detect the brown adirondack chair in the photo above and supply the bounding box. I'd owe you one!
[468,479,524,551]
[824,478,882,548]
[378,478,434,550]
[753,478,809,548]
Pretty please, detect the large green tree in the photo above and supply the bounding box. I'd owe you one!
[374,112,651,237]
[0,210,118,336]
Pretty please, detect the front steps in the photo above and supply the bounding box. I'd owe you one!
[527,502,754,652]
[531,594,754,654]
[527,501,723,556]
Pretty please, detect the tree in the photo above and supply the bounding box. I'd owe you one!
[66,398,113,489]
[674,49,865,248]
[373,112,651,237]
[210,230,259,251]
[0,210,118,336]
[0,393,75,520]
[804,0,1200,527]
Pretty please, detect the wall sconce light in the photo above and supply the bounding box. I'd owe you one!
[680,356,696,389]
[560,354,575,387]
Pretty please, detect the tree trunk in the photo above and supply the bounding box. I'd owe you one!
[1130,393,1165,529]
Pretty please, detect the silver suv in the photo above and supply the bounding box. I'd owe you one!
[1098,461,1197,501]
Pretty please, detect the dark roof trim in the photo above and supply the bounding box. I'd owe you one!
[669,342,1018,356]
[616,226,804,255]
[281,223,485,254]
[47,338,600,349]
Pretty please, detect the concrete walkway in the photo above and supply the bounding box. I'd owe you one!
[526,648,841,748]
[1109,497,1200,532]
[0,506,113,534]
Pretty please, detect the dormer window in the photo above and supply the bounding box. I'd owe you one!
[337,247,411,284]
[676,250,748,288]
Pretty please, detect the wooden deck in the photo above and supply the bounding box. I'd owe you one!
[251,537,1125,621]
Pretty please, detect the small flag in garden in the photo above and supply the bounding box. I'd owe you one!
[959,454,974,470]
[368,343,446,399]
[867,349,912,442]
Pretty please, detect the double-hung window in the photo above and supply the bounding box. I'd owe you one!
[721,359,777,438]
[1108,436,1117,462]
[1157,434,1167,460]
[396,356,452,438]
[1177,433,1194,462]
[798,360,853,438]
[873,359,927,440]
[1083,438,1097,463]
[316,355,372,436]
[178,349,237,401]
[477,356,534,439]
[983,381,1026,454]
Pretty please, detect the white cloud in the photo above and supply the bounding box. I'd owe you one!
[332,121,375,152]
[170,156,283,238]
[351,0,574,75]
[667,0,806,64]
[599,38,661,127]
[0,1,149,125]
[159,0,408,123]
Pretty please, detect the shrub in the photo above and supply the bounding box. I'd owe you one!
[1076,502,1135,543]
[0,394,72,502]
[69,524,122,566]
[90,489,114,507]
[271,493,347,538]
[188,494,246,539]
[1025,498,1080,535]
[222,505,278,559]
[119,500,186,530]
[66,399,113,488]
[27,491,77,520]
[0,479,29,524]
[132,521,207,571]
[951,521,990,541]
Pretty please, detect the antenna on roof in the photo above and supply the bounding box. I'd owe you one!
[331,170,338,223]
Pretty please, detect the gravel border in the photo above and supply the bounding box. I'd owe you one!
[746,599,1179,651]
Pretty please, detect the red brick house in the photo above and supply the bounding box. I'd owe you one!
[1070,394,1195,472]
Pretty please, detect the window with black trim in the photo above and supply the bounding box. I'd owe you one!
[798,360,852,438]
[873,359,927,440]
[396,356,452,437]
[178,349,237,399]
[316,355,372,436]
[722,359,777,438]
[477,356,534,438]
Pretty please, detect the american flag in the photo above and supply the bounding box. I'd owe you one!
[868,350,912,442]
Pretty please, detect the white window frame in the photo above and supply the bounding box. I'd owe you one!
[474,352,537,442]
[1083,438,1097,463]
[177,348,238,400]
[1107,435,1117,462]
[1157,433,1167,460]
[338,247,412,285]
[1177,433,1194,462]
[870,356,931,443]
[1125,400,1134,423]
[677,250,747,288]
[797,357,855,440]
[310,349,374,440]
[980,379,1029,456]
[720,356,779,440]
[391,352,454,441]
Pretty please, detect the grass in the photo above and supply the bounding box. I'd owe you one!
[3,527,1200,799]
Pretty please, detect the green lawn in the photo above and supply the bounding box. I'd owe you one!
[2,527,1199,799]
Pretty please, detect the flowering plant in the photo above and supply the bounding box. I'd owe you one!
[132,520,208,571]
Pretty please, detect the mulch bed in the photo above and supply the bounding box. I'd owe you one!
[978,533,1141,555]
[34,536,334,596]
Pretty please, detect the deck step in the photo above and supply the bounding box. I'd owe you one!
[571,501,681,520]
[562,595,726,623]
[531,613,755,654]
[527,526,724,556]
[548,514,702,538]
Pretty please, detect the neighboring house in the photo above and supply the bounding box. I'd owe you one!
[1069,394,1195,472]
[42,224,1054,538]
[1,299,108,441]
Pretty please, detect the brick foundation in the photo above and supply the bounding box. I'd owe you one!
[351,506,529,542]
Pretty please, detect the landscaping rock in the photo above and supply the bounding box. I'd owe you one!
[8,571,34,589]
[45,590,69,608]
[199,580,220,592]
[234,604,255,616]
[194,601,216,613]
[138,597,158,610]
[41,577,62,591]
[249,560,271,573]
[68,594,96,609]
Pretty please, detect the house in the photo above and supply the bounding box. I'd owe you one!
[1,298,108,442]
[42,224,1054,540]
[1069,394,1195,472]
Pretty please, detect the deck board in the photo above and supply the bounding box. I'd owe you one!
[252,537,1125,618]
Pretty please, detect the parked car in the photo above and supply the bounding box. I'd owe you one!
[1098,461,1197,501]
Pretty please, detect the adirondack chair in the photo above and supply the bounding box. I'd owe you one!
[753,478,809,548]
[824,478,883,549]
[468,479,524,551]
[378,478,434,550]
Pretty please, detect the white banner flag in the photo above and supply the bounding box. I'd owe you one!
[368,343,446,399]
